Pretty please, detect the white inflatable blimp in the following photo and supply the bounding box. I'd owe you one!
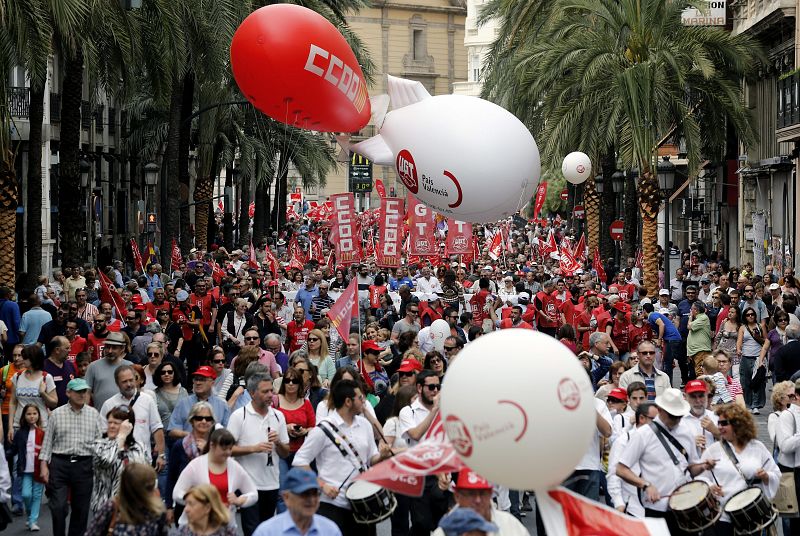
[561,151,592,184]
[440,329,595,490]
[350,76,541,223]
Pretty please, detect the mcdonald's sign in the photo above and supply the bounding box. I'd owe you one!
[348,152,373,193]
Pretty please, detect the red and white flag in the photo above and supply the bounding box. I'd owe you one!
[635,248,644,269]
[364,228,376,260]
[99,271,127,320]
[537,487,668,536]
[531,181,548,220]
[445,219,473,256]
[248,240,260,270]
[375,179,387,199]
[377,197,404,268]
[593,248,607,283]
[288,236,308,265]
[487,232,503,260]
[263,245,279,277]
[309,233,324,261]
[573,234,587,262]
[407,195,436,257]
[130,238,145,273]
[329,193,362,265]
[170,239,182,273]
[327,278,358,340]
[540,230,558,259]
[559,244,581,276]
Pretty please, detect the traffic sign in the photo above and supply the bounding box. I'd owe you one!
[573,204,585,219]
[610,220,624,241]
[560,189,568,201]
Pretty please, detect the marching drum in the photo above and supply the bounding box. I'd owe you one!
[345,481,397,524]
[724,487,777,535]
[668,480,722,533]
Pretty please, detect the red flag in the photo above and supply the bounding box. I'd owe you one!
[531,181,548,220]
[487,232,503,260]
[309,232,323,261]
[445,219,473,256]
[504,223,514,252]
[329,193,362,265]
[286,205,300,221]
[170,239,182,273]
[263,245,279,277]
[325,251,335,274]
[288,257,304,271]
[327,278,358,340]
[593,248,607,283]
[635,248,644,269]
[540,230,558,259]
[211,261,226,284]
[377,197,404,268]
[375,179,387,199]
[248,201,255,219]
[288,236,308,265]
[573,234,587,262]
[217,199,224,213]
[248,239,260,270]
[538,488,668,535]
[99,271,127,320]
[559,245,581,276]
[407,195,436,257]
[130,239,144,273]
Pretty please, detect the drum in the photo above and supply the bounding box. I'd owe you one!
[345,481,397,524]
[668,480,722,533]
[724,487,777,535]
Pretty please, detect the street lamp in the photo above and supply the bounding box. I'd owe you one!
[79,158,91,188]
[611,170,625,194]
[144,162,159,187]
[594,174,604,194]
[657,155,677,282]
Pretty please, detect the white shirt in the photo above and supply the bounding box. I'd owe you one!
[432,508,530,536]
[415,276,442,294]
[293,410,378,509]
[698,440,780,522]
[398,398,431,447]
[777,404,800,467]
[576,398,612,471]
[316,398,376,423]
[617,416,700,512]
[607,429,644,518]
[609,409,631,442]
[682,409,718,460]
[99,390,163,458]
[383,417,408,450]
[227,402,290,490]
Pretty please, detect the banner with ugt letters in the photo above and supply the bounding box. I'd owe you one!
[377,197,404,268]
[407,194,437,258]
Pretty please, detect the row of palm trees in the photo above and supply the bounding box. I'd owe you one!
[481,0,762,295]
[0,0,373,288]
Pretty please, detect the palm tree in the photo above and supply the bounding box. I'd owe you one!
[482,0,760,295]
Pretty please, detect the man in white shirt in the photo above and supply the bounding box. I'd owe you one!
[607,402,658,517]
[615,388,715,533]
[431,470,529,536]
[415,266,442,295]
[681,380,720,461]
[293,379,391,536]
[228,373,290,536]
[99,365,165,469]
[566,397,612,501]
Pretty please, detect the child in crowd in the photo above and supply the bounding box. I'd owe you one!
[13,404,44,531]
[702,355,732,405]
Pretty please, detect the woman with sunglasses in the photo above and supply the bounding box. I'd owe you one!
[304,329,335,388]
[142,342,165,391]
[737,307,767,414]
[424,350,447,379]
[697,404,780,535]
[714,304,741,372]
[167,401,217,523]
[760,310,790,374]
[288,353,327,411]
[769,381,796,460]
[207,347,231,396]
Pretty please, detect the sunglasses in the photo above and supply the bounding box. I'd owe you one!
[399,371,416,377]
[717,419,729,426]
[212,359,225,364]
[244,336,260,341]
[424,384,442,391]
[191,416,214,422]
[307,337,320,342]
[444,346,458,351]
[429,358,442,364]
[284,378,302,385]
[407,310,419,315]
[639,351,656,355]
[161,369,174,375]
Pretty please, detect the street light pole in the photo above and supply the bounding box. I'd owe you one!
[658,155,676,287]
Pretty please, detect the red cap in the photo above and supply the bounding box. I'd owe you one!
[134,303,146,311]
[192,365,217,380]
[397,359,423,373]
[131,294,143,304]
[584,290,597,298]
[612,302,631,314]
[454,470,493,490]
[684,379,708,394]
[361,340,382,354]
[608,387,628,402]
[268,280,279,287]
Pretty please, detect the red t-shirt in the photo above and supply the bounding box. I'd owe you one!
[68,336,88,360]
[189,293,216,326]
[368,285,387,309]
[535,291,560,328]
[610,283,636,302]
[610,318,633,354]
[559,300,582,332]
[145,300,170,318]
[208,469,229,504]
[277,399,316,452]
[470,290,490,324]
[287,320,315,352]
[499,318,533,330]
[629,323,653,349]
[87,332,108,361]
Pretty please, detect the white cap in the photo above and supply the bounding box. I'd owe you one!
[769,283,780,291]
[659,289,670,296]
[640,297,652,306]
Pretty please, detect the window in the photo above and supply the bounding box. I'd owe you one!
[470,54,482,83]
[413,29,424,60]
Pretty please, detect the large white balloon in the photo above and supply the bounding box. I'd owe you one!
[351,76,540,223]
[440,330,595,490]
[429,319,450,353]
[562,152,592,184]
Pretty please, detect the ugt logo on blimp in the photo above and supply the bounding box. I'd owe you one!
[396,149,418,194]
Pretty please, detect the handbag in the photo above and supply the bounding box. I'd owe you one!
[751,364,767,389]
[774,412,800,517]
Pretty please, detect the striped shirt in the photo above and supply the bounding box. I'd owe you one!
[39,402,104,462]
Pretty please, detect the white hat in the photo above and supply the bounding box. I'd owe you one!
[482,265,493,271]
[640,297,652,306]
[658,307,672,315]
[655,388,690,417]
[659,289,670,296]
[769,283,780,291]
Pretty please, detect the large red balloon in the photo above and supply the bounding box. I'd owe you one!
[231,4,371,133]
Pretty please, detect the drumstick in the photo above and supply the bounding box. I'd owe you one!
[338,466,358,492]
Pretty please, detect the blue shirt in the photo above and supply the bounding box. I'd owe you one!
[647,312,682,342]
[0,299,21,345]
[145,273,163,300]
[19,307,53,346]
[253,511,342,536]
[295,286,319,320]
[389,276,414,291]
[168,393,230,433]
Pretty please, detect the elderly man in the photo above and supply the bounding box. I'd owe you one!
[431,470,529,536]
[84,331,133,409]
[39,378,103,536]
[168,365,231,438]
[586,332,613,391]
[310,282,335,323]
[773,325,800,382]
[253,468,342,536]
[415,266,442,294]
[619,340,671,399]
[99,364,165,468]
[295,276,319,320]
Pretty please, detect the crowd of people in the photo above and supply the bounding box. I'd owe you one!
[0,218,798,535]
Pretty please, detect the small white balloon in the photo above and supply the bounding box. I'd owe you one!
[562,152,592,184]
[429,319,450,353]
[440,330,595,490]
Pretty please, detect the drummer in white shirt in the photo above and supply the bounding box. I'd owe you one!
[681,380,721,460]
[615,388,714,534]
[697,404,780,535]
[607,402,658,517]
[293,379,392,536]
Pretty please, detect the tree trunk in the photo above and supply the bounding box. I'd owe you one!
[59,50,85,269]
[207,140,222,247]
[638,168,662,297]
[163,74,184,262]
[223,166,233,250]
[585,175,600,255]
[623,171,638,260]
[271,159,288,230]
[253,158,267,246]
[599,152,616,263]
[25,86,45,286]
[193,175,212,250]
[178,71,194,254]
[0,159,19,287]
[238,169,251,246]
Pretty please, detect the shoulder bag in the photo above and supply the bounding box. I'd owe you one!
[774,412,799,517]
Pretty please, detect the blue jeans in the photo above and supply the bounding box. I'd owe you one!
[564,469,601,502]
[661,339,682,386]
[21,473,43,524]
[276,452,295,514]
[11,454,23,511]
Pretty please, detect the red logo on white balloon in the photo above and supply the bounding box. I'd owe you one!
[444,415,473,457]
[397,150,418,194]
[557,378,581,411]
[576,164,585,174]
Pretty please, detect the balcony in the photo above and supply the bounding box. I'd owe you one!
[108,107,116,136]
[9,87,30,118]
[50,93,61,122]
[777,72,800,142]
[95,104,104,133]
[731,0,795,37]
[81,100,91,129]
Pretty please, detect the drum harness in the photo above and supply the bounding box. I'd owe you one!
[719,440,760,488]
[648,421,694,502]
[318,420,367,492]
